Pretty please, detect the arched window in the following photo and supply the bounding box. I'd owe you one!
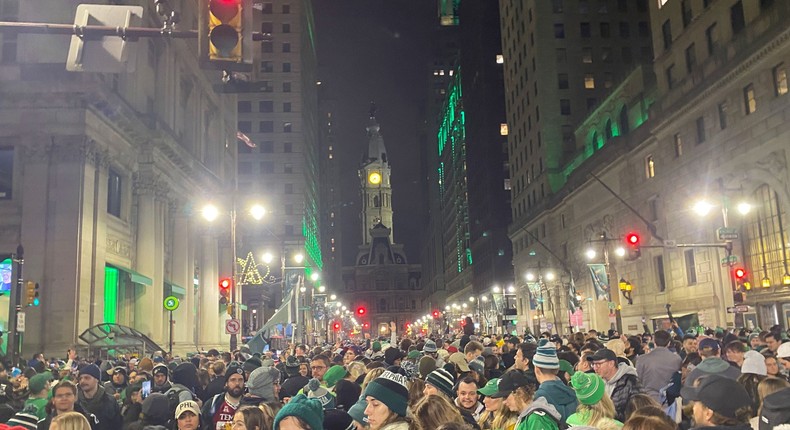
[591,131,600,150]
[619,106,630,135]
[743,184,789,293]
[605,119,613,139]
[373,195,380,207]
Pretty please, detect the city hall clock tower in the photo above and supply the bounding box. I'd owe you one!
[359,103,393,244]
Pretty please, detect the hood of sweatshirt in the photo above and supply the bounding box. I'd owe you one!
[517,396,562,425]
[696,357,732,373]
[536,379,578,408]
[607,362,638,385]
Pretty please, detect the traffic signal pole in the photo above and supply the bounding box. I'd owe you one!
[6,245,23,366]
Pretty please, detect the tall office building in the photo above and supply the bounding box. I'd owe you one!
[236,0,322,321]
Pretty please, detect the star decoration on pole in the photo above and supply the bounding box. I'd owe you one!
[237,251,267,285]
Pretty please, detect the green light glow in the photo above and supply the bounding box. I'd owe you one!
[104,266,118,324]
[302,215,323,270]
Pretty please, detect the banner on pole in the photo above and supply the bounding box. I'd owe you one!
[588,264,611,301]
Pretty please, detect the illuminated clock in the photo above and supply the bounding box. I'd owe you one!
[368,172,382,184]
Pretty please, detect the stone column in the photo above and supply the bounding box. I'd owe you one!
[198,234,221,349]
[134,176,159,340]
[171,206,193,352]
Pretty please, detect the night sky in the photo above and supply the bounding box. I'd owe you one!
[313,1,436,265]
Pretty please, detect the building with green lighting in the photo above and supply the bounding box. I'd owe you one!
[508,1,790,334]
[0,1,249,355]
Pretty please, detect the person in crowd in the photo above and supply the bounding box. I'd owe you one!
[456,375,485,421]
[201,364,246,430]
[566,371,622,428]
[777,342,790,373]
[636,330,681,405]
[279,356,309,402]
[38,380,96,430]
[204,361,227,400]
[587,348,641,422]
[737,350,767,416]
[412,394,466,430]
[273,394,324,430]
[104,367,128,402]
[167,363,201,404]
[23,372,52,420]
[763,353,785,380]
[501,338,519,370]
[622,393,662,422]
[532,339,577,422]
[764,333,782,354]
[476,378,518,430]
[175,400,201,430]
[749,377,790,429]
[622,406,677,430]
[231,405,265,430]
[50,411,93,430]
[308,355,331,384]
[242,366,280,406]
[362,370,411,430]
[679,374,752,429]
[77,364,122,430]
[724,341,747,369]
[126,393,171,430]
[684,338,740,388]
[496,370,562,430]
[151,364,171,394]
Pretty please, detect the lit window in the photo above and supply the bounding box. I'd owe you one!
[449,70,454,76]
[500,123,509,136]
[645,155,656,178]
[773,63,788,96]
[744,84,757,114]
[584,74,595,89]
[439,70,445,76]
[496,54,504,64]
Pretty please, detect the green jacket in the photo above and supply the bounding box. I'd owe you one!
[514,397,561,430]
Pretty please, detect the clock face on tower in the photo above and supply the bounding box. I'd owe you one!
[368,171,382,185]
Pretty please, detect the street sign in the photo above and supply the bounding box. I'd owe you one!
[16,312,25,333]
[720,255,739,266]
[727,305,750,313]
[163,296,180,311]
[546,323,553,330]
[717,227,739,241]
[663,240,677,247]
[67,5,144,73]
[225,319,241,335]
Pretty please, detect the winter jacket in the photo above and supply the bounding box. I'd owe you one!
[279,375,309,400]
[605,363,642,422]
[78,386,123,430]
[684,357,741,389]
[514,397,562,430]
[37,404,98,430]
[533,379,578,422]
[455,398,486,422]
[636,346,681,404]
[566,410,623,428]
[758,387,790,430]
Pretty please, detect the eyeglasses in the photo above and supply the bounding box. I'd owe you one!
[310,366,326,371]
[590,361,609,368]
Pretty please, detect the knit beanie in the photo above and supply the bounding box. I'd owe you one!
[425,368,456,399]
[533,339,560,369]
[79,364,101,381]
[305,378,336,410]
[153,363,169,377]
[28,373,52,394]
[372,341,382,352]
[741,350,767,376]
[423,339,438,353]
[571,371,605,405]
[247,366,280,399]
[323,409,355,430]
[418,356,437,379]
[323,365,348,388]
[142,393,171,424]
[273,393,324,430]
[334,379,362,411]
[347,397,368,425]
[225,364,245,383]
[242,357,262,374]
[6,412,38,430]
[363,370,410,417]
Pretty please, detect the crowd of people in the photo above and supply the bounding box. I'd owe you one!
[1,318,790,430]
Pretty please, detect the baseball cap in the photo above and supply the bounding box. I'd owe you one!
[586,348,617,362]
[490,370,531,398]
[680,375,751,418]
[477,378,499,396]
[777,342,790,359]
[698,338,720,351]
[175,400,201,419]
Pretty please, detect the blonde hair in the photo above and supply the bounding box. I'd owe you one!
[52,412,92,430]
[347,361,366,381]
[412,394,465,430]
[575,393,617,427]
[408,378,426,408]
[478,398,518,430]
[605,339,626,358]
[757,377,790,418]
[361,367,386,391]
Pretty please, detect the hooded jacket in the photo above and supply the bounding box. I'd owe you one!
[78,385,123,430]
[758,387,790,430]
[605,362,641,422]
[684,357,741,388]
[515,397,562,430]
[533,379,578,422]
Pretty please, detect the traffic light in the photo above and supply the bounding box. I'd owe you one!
[356,306,366,316]
[33,283,39,307]
[25,281,35,306]
[333,322,341,331]
[432,310,440,318]
[733,267,751,290]
[219,278,232,304]
[207,0,244,63]
[624,232,641,260]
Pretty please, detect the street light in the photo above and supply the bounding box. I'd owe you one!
[585,249,597,260]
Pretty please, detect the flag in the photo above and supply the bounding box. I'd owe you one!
[236,131,257,148]
[588,263,611,301]
[568,276,580,312]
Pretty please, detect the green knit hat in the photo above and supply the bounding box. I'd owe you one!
[571,371,605,405]
[363,370,410,417]
[273,393,324,430]
[323,365,348,388]
[372,341,382,352]
[559,359,575,376]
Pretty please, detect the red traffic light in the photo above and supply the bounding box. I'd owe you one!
[625,233,640,245]
[333,322,341,331]
[432,310,440,318]
[734,268,747,279]
[356,307,366,316]
[219,278,232,291]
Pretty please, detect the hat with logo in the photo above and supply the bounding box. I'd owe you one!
[175,400,200,419]
[698,338,721,352]
[423,339,438,353]
[533,339,560,369]
[571,371,605,405]
[490,370,531,398]
[153,363,169,377]
[477,378,499,396]
[363,370,410,417]
[347,397,368,426]
[680,374,751,418]
[225,364,246,382]
[306,378,336,410]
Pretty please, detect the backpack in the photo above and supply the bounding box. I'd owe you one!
[526,408,569,430]
[165,387,187,423]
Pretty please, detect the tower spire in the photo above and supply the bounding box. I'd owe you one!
[366,102,387,163]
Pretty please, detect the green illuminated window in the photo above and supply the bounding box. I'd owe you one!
[104,266,119,324]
